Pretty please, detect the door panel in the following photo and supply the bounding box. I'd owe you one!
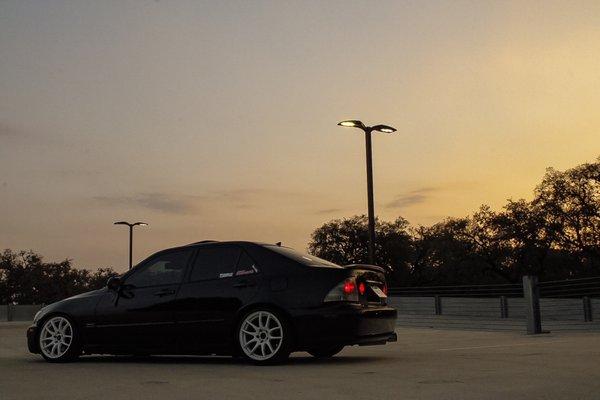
[94,284,180,352]
[92,249,192,353]
[175,246,261,353]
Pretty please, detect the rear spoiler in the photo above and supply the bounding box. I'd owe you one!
[344,264,389,275]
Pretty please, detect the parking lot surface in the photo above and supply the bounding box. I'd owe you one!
[1,322,599,399]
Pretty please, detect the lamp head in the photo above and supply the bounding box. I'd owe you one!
[372,124,396,133]
[338,120,366,130]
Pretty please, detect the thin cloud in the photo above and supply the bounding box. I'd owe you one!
[315,208,344,215]
[57,169,104,178]
[94,193,200,214]
[198,188,308,209]
[385,182,478,209]
[0,123,22,138]
[385,187,439,209]
[0,122,62,146]
[93,188,308,215]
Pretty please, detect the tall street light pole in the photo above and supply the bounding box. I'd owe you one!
[338,120,397,265]
[114,221,148,270]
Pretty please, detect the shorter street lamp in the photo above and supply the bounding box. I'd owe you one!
[337,120,397,265]
[114,221,148,270]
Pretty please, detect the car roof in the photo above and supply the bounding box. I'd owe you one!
[183,240,275,248]
[138,241,280,259]
[131,240,305,275]
[152,240,278,254]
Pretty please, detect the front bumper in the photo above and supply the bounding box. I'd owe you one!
[27,325,39,354]
[294,304,398,348]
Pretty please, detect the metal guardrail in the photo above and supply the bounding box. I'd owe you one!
[539,276,600,298]
[389,282,524,298]
[389,275,600,333]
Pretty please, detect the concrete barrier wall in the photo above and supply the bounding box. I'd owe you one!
[541,298,585,321]
[389,296,600,332]
[387,297,436,315]
[388,297,526,319]
[0,305,43,322]
[389,296,594,321]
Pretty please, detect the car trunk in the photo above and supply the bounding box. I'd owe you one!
[344,264,388,306]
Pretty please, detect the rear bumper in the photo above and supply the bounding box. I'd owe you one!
[293,304,397,349]
[27,325,39,354]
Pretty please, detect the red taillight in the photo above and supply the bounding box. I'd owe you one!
[382,284,388,295]
[358,282,366,295]
[324,278,359,302]
[343,280,356,295]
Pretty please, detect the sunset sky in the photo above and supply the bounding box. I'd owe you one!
[1,1,599,271]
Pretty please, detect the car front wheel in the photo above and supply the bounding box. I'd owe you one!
[38,315,80,363]
[237,309,291,365]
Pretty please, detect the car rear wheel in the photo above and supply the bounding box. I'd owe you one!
[308,345,345,358]
[237,309,290,365]
[39,315,81,363]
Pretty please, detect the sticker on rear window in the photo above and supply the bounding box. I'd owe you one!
[236,265,258,276]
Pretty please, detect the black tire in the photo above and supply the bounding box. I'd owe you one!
[308,345,345,358]
[38,315,81,363]
[236,308,292,365]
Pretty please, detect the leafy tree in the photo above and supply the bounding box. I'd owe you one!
[492,199,553,278]
[308,157,600,286]
[411,215,510,285]
[533,158,600,274]
[87,268,119,290]
[0,249,117,304]
[308,215,412,284]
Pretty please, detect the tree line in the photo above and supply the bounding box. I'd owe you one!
[1,157,598,304]
[0,250,116,305]
[309,157,600,286]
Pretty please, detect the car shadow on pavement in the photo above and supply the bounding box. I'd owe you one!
[69,354,385,366]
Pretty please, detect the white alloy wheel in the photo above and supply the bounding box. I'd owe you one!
[239,311,284,361]
[39,316,74,360]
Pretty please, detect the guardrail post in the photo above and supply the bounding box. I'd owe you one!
[583,297,593,322]
[500,296,508,318]
[523,275,542,334]
[434,295,442,315]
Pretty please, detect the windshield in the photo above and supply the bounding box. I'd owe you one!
[266,245,342,268]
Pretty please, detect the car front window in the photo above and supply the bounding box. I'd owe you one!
[126,250,192,288]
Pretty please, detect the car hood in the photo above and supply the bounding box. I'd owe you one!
[63,288,107,301]
[33,288,107,323]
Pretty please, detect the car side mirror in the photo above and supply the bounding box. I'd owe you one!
[107,276,122,291]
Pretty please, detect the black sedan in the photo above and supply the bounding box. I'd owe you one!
[27,241,397,364]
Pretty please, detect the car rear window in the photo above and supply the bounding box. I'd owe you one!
[265,245,342,268]
[190,246,241,281]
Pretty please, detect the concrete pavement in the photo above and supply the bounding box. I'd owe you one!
[1,322,599,399]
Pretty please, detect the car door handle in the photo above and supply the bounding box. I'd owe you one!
[153,289,176,297]
[233,280,256,289]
